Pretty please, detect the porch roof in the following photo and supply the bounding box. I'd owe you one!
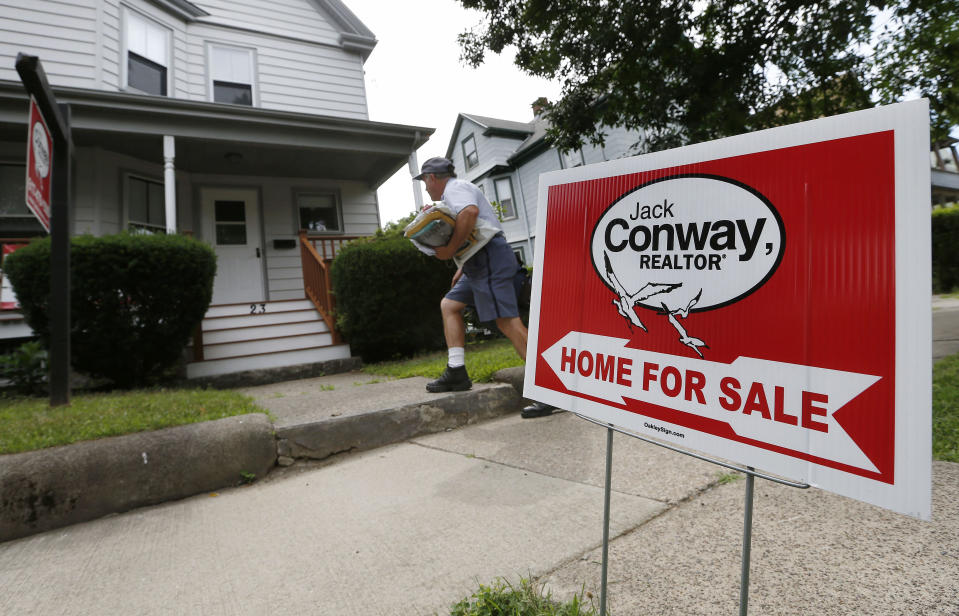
[0,81,432,188]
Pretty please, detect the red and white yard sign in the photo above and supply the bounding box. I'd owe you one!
[525,100,932,519]
[24,95,52,232]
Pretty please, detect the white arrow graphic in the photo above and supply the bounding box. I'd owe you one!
[542,331,881,472]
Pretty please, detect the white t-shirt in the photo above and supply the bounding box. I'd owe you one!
[441,178,503,232]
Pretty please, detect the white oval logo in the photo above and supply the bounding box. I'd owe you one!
[31,121,50,179]
[590,175,784,356]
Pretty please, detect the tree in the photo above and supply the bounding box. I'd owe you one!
[874,0,959,143]
[456,0,957,151]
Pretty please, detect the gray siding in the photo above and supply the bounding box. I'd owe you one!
[0,0,99,88]
[514,147,562,239]
[453,118,527,181]
[1,0,369,119]
[192,0,341,48]
[183,25,368,117]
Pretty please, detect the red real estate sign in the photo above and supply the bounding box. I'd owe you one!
[24,95,52,232]
[524,101,932,519]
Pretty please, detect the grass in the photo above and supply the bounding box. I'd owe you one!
[0,388,266,455]
[933,353,959,462]
[364,337,524,383]
[448,577,598,616]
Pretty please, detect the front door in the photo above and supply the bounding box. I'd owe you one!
[200,187,265,304]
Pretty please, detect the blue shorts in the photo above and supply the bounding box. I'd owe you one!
[446,234,521,322]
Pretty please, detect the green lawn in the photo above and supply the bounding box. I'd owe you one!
[363,337,524,383]
[933,353,959,462]
[0,388,265,455]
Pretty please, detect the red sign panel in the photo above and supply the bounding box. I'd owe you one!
[25,96,52,232]
[525,101,931,519]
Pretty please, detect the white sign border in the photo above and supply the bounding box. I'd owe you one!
[524,100,932,520]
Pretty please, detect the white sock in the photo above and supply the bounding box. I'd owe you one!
[448,347,465,368]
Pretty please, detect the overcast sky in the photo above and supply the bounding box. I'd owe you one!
[345,0,563,225]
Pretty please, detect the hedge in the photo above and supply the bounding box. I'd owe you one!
[331,222,455,362]
[933,205,959,294]
[3,232,216,388]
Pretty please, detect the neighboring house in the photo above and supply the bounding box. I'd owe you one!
[932,137,959,208]
[446,102,959,264]
[444,101,645,265]
[0,0,432,379]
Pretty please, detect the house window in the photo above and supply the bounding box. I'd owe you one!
[512,246,526,265]
[297,192,341,233]
[563,149,585,168]
[462,134,479,170]
[209,45,255,106]
[125,10,169,96]
[127,175,166,234]
[214,201,247,245]
[0,164,45,236]
[493,177,517,220]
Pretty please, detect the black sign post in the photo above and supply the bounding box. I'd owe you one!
[15,53,71,406]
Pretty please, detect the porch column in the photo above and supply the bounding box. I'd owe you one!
[163,135,176,234]
[408,150,424,210]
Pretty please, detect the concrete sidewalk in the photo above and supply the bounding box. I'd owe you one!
[0,407,956,615]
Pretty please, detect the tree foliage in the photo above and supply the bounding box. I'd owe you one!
[457,0,957,151]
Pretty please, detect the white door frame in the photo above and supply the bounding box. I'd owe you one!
[199,186,267,304]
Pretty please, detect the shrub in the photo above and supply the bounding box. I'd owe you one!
[932,205,959,293]
[449,577,598,616]
[3,233,216,388]
[0,341,48,396]
[331,218,455,362]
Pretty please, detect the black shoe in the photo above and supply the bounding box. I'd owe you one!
[426,365,472,392]
[521,401,556,419]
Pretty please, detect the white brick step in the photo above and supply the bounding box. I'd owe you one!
[203,299,315,319]
[186,344,352,379]
[202,333,334,360]
[202,309,321,331]
[199,320,328,345]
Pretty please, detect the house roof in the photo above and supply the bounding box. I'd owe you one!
[444,113,534,159]
[0,81,432,188]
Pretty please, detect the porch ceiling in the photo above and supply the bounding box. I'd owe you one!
[0,81,433,187]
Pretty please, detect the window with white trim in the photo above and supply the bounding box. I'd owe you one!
[563,148,585,168]
[209,44,255,106]
[125,10,170,96]
[297,192,341,233]
[462,134,479,170]
[493,177,517,220]
[126,175,166,234]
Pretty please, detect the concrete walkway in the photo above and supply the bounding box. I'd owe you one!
[0,408,956,615]
[0,299,957,614]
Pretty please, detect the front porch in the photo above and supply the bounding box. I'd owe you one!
[186,233,359,379]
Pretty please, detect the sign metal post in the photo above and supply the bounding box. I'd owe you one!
[15,53,72,406]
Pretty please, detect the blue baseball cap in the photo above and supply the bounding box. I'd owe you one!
[414,156,456,180]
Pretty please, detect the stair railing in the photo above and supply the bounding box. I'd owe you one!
[299,232,362,344]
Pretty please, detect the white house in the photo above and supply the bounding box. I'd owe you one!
[0,0,432,380]
[444,102,645,265]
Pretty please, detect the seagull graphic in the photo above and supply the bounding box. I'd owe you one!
[604,252,681,332]
[659,293,708,358]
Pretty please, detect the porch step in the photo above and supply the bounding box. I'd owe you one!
[202,299,314,319]
[186,298,350,379]
[186,345,351,379]
[201,308,322,331]
[201,320,327,345]
[0,311,33,340]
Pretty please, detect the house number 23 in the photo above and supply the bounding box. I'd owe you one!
[250,303,266,314]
